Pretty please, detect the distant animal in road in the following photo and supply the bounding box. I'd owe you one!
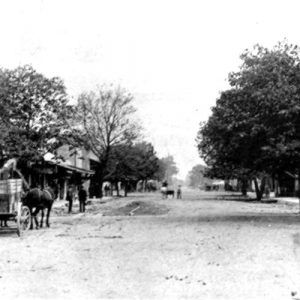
[161,187,175,199]
[166,190,175,198]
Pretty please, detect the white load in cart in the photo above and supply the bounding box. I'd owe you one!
[0,160,31,236]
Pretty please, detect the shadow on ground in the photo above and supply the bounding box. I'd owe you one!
[166,212,300,225]
[0,226,19,237]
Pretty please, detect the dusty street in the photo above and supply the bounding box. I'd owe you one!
[1,189,300,300]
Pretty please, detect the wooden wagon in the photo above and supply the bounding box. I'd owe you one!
[0,177,31,236]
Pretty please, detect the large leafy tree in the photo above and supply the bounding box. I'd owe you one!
[66,85,141,197]
[0,65,69,168]
[197,42,300,200]
[157,155,178,184]
[187,164,210,188]
[106,142,159,196]
[153,158,168,182]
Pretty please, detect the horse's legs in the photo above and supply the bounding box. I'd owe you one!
[32,208,40,229]
[46,203,53,228]
[29,207,34,230]
[40,209,44,228]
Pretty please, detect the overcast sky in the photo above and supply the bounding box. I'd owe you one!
[1,0,300,178]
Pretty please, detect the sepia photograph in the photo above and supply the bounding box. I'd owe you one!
[0,0,300,299]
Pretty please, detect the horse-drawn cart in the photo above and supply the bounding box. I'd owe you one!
[0,177,31,236]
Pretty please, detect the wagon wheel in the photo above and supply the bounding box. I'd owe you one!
[17,205,31,236]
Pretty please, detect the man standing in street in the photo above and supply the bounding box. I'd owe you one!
[78,185,87,213]
[177,185,182,199]
[66,185,74,213]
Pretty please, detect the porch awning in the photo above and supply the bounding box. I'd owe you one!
[44,153,95,175]
[57,163,95,175]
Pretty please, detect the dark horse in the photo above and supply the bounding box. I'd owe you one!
[23,187,55,229]
[161,187,175,199]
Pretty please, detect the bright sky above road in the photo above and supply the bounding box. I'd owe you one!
[1,0,300,178]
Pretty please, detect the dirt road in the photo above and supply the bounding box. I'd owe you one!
[1,189,300,300]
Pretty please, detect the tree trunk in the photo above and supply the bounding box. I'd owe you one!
[241,178,248,196]
[142,180,146,193]
[253,177,266,201]
[134,180,139,192]
[124,181,128,197]
[96,147,110,198]
[295,175,299,197]
[116,182,120,197]
[274,177,280,197]
[93,165,105,198]
[110,183,113,196]
[98,178,104,198]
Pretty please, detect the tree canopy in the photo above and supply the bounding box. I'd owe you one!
[65,85,141,197]
[197,42,300,199]
[187,164,209,188]
[155,155,178,184]
[0,65,68,165]
[105,141,159,195]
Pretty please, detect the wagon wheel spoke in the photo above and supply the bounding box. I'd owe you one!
[17,206,31,235]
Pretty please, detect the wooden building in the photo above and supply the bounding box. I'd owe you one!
[27,146,99,200]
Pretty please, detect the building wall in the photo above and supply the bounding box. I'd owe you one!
[53,146,97,199]
[56,146,97,170]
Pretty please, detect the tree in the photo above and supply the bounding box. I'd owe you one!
[106,142,159,196]
[0,65,68,169]
[187,164,209,188]
[153,158,167,182]
[197,89,254,195]
[67,85,141,197]
[157,155,178,184]
[132,142,160,184]
[197,42,300,200]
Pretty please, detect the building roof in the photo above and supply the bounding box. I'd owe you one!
[44,153,95,175]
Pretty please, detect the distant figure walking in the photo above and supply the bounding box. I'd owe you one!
[66,185,73,213]
[177,185,182,199]
[78,185,87,213]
